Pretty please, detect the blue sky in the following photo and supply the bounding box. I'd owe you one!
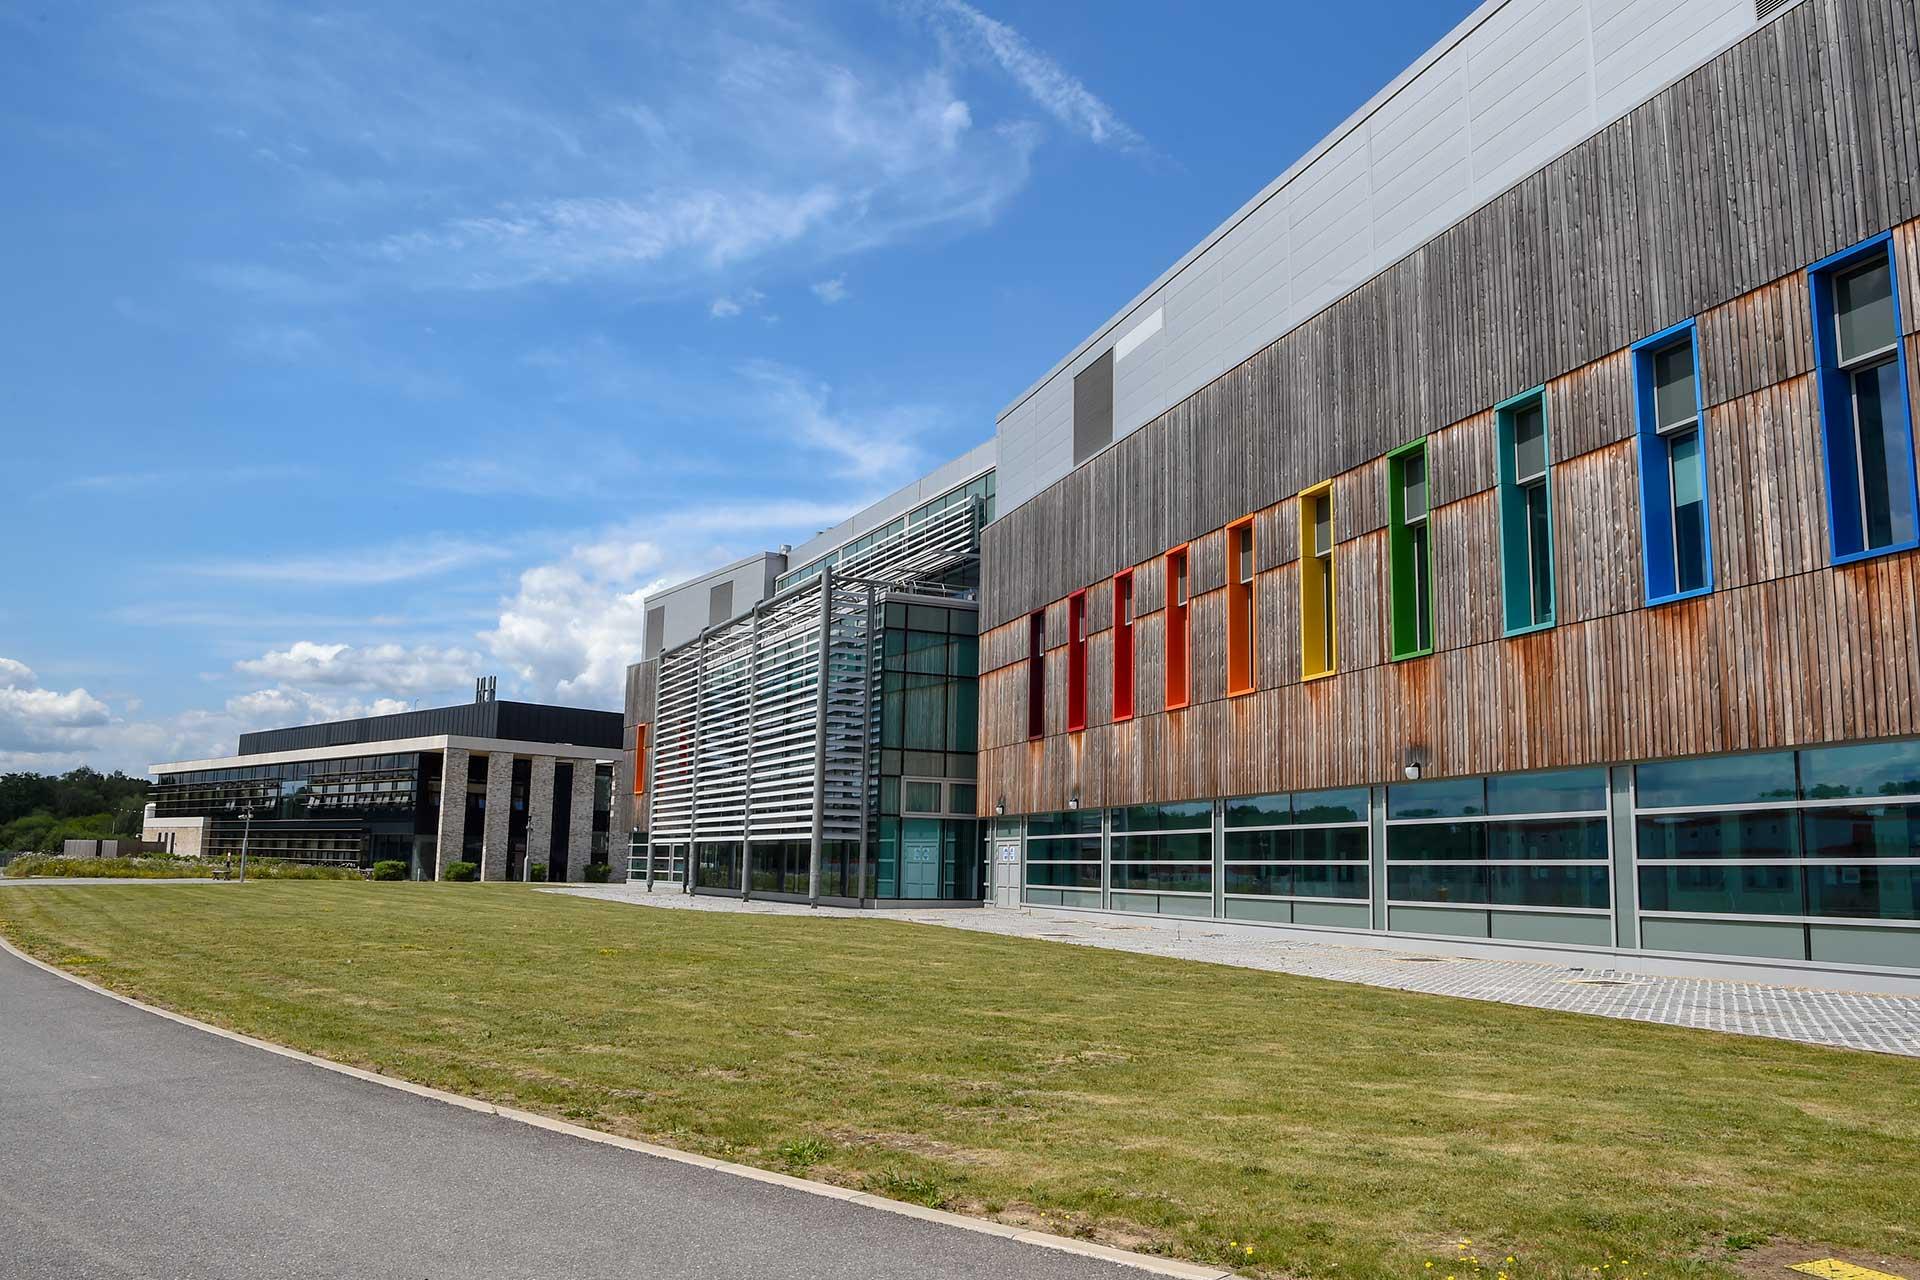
[0,0,1463,773]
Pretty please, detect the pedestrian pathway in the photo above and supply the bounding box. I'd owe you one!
[549,884,1920,1058]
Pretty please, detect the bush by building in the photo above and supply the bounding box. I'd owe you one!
[371,860,408,881]
[443,860,478,882]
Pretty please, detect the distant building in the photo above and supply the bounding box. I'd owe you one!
[623,443,994,905]
[147,682,622,881]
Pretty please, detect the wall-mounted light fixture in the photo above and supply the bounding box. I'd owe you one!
[994,797,1006,816]
[1068,792,1080,810]
[1403,752,1424,782]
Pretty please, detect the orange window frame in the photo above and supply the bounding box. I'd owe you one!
[1166,545,1191,710]
[631,723,649,795]
[1112,569,1135,722]
[1226,516,1255,696]
[1066,591,1088,732]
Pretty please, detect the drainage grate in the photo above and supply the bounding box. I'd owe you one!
[1394,955,1453,964]
[1565,977,1638,987]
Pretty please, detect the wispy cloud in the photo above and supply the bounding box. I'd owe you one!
[150,6,1042,298]
[811,274,849,304]
[923,0,1145,151]
[183,537,513,587]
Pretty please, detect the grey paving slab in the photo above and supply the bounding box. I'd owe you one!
[0,947,1150,1280]
[550,886,1920,1058]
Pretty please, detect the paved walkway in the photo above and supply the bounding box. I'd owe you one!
[550,885,1920,1058]
[0,945,1161,1280]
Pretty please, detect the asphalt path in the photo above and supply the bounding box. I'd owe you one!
[0,944,1154,1280]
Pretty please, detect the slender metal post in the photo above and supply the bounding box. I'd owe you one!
[237,809,252,884]
[808,568,833,906]
[744,609,760,899]
[690,633,706,896]
[857,583,876,905]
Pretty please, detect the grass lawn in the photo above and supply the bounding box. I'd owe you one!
[1,883,1915,1280]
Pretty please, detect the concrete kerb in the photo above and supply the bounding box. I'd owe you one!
[0,934,1231,1280]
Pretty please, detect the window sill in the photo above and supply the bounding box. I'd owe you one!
[1390,647,1435,662]
[1227,684,1256,698]
[1301,668,1337,683]
[1501,620,1554,638]
[1644,585,1713,608]
[1832,538,1920,567]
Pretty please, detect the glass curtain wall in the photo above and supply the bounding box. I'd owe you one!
[1224,788,1370,927]
[1635,740,1920,966]
[1023,809,1101,908]
[1109,802,1213,916]
[1386,768,1612,944]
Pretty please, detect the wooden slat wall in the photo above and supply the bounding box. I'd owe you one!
[973,0,1920,816]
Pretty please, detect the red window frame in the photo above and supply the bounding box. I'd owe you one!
[1112,569,1135,722]
[1166,545,1191,710]
[1027,611,1047,740]
[1066,591,1088,732]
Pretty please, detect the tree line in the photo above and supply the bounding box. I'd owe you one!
[0,768,152,854]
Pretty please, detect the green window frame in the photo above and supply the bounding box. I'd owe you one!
[1496,387,1556,635]
[1386,438,1434,660]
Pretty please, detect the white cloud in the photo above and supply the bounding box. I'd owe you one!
[0,657,37,690]
[233,641,483,694]
[924,0,1145,151]
[811,275,849,304]
[482,495,867,707]
[185,537,512,587]
[709,286,766,319]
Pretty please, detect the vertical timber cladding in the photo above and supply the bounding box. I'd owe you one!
[977,0,1920,818]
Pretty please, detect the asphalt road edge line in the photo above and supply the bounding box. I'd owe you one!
[0,935,1232,1280]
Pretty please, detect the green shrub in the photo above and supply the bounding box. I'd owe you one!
[245,860,359,881]
[527,861,548,883]
[443,860,478,882]
[371,860,408,881]
[5,854,206,879]
[584,862,611,883]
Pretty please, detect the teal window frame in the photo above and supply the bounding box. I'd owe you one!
[1495,386,1556,635]
[1385,437,1434,661]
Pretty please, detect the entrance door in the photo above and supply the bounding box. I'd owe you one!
[902,818,941,899]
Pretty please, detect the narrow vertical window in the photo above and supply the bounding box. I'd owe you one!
[1810,233,1918,561]
[1112,569,1135,722]
[632,724,648,795]
[1166,546,1191,709]
[1226,517,1256,695]
[1494,391,1555,632]
[1026,611,1046,740]
[1299,482,1336,679]
[1066,591,1088,732]
[1387,441,1434,658]
[1632,321,1713,603]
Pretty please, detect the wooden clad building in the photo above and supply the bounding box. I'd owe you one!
[976,0,1920,977]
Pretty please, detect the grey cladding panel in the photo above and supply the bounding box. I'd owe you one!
[708,582,734,627]
[644,607,666,658]
[1073,349,1114,466]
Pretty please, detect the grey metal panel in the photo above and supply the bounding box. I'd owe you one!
[643,552,788,655]
[1072,350,1115,465]
[708,581,734,628]
[236,701,622,755]
[993,0,1767,517]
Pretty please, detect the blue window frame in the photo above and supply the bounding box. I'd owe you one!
[1495,387,1555,634]
[1809,231,1918,563]
[1632,319,1713,604]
